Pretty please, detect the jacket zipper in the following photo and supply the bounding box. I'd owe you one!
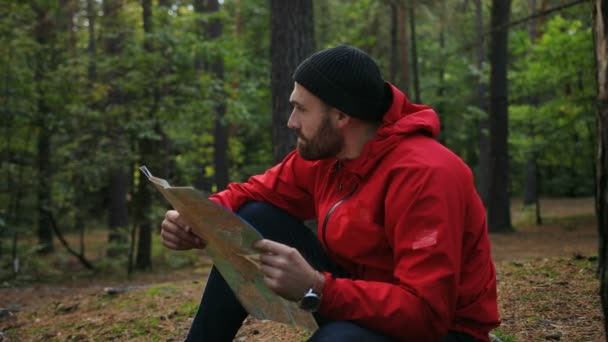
[335,161,343,191]
[321,184,358,256]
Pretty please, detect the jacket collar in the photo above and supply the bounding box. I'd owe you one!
[337,83,440,179]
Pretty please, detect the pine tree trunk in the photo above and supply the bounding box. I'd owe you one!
[475,0,490,206]
[87,0,96,82]
[206,0,229,190]
[399,5,410,95]
[270,0,315,163]
[134,0,154,271]
[33,5,55,254]
[522,0,541,220]
[390,2,399,85]
[593,0,608,334]
[409,3,420,104]
[436,11,446,145]
[487,0,513,233]
[102,0,130,256]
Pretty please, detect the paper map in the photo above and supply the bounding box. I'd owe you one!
[139,166,318,331]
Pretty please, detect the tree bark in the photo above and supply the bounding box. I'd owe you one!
[593,0,608,335]
[87,0,96,82]
[436,4,446,144]
[206,0,229,190]
[487,0,513,233]
[522,157,538,205]
[399,5,410,95]
[108,170,129,250]
[270,0,315,163]
[408,2,420,104]
[475,0,490,206]
[523,0,542,228]
[36,121,53,253]
[390,2,399,84]
[522,0,541,226]
[59,0,78,57]
[192,0,227,191]
[102,0,130,256]
[33,4,55,254]
[134,0,154,271]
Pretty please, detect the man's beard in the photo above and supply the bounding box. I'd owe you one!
[296,114,344,161]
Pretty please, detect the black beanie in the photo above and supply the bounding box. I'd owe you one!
[293,45,392,122]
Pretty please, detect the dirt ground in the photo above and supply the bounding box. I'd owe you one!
[0,198,602,341]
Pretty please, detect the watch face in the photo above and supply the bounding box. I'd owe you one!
[299,291,321,312]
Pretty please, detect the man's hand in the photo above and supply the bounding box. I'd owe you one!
[161,210,206,250]
[253,239,321,301]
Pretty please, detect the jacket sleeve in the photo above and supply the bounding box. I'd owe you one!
[318,164,469,341]
[209,150,317,220]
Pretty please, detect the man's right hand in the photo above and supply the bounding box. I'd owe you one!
[161,210,207,250]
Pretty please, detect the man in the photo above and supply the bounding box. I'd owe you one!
[161,45,500,341]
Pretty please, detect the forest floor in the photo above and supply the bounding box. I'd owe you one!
[0,197,603,341]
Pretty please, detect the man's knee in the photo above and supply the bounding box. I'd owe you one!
[237,201,300,230]
[237,201,272,220]
[308,322,393,342]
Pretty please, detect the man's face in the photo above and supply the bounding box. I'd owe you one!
[288,83,344,161]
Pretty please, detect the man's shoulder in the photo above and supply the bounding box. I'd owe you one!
[384,135,472,176]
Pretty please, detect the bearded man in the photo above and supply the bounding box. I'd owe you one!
[161,45,500,342]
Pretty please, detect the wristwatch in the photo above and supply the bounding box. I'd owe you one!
[298,287,322,312]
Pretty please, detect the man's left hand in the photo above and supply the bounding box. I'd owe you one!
[253,239,317,301]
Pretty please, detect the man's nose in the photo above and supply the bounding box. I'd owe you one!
[287,111,298,129]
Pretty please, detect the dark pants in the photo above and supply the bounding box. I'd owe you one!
[186,202,479,342]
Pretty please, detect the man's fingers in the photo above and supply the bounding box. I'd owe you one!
[260,264,282,279]
[259,253,290,269]
[253,239,290,255]
[161,230,191,249]
[165,210,189,229]
[163,220,194,242]
[191,233,206,248]
[263,275,279,292]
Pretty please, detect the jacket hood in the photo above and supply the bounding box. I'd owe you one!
[378,83,440,138]
[341,83,440,178]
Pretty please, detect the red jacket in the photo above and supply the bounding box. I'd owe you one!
[210,84,500,341]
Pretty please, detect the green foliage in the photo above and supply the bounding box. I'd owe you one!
[0,0,597,278]
[509,15,595,196]
[491,329,517,342]
[145,284,178,297]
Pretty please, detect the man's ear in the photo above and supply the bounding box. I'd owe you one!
[335,111,351,128]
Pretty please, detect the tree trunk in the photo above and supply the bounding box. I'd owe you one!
[270,0,315,163]
[37,122,53,253]
[436,7,446,144]
[102,0,130,256]
[206,0,229,190]
[108,170,129,251]
[475,0,490,206]
[487,0,513,233]
[522,0,541,225]
[390,2,399,85]
[399,5,410,95]
[134,169,153,270]
[134,0,154,271]
[593,0,608,335]
[408,2,420,104]
[59,0,78,57]
[522,157,538,205]
[87,0,96,82]
[34,5,55,254]
[194,0,228,190]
